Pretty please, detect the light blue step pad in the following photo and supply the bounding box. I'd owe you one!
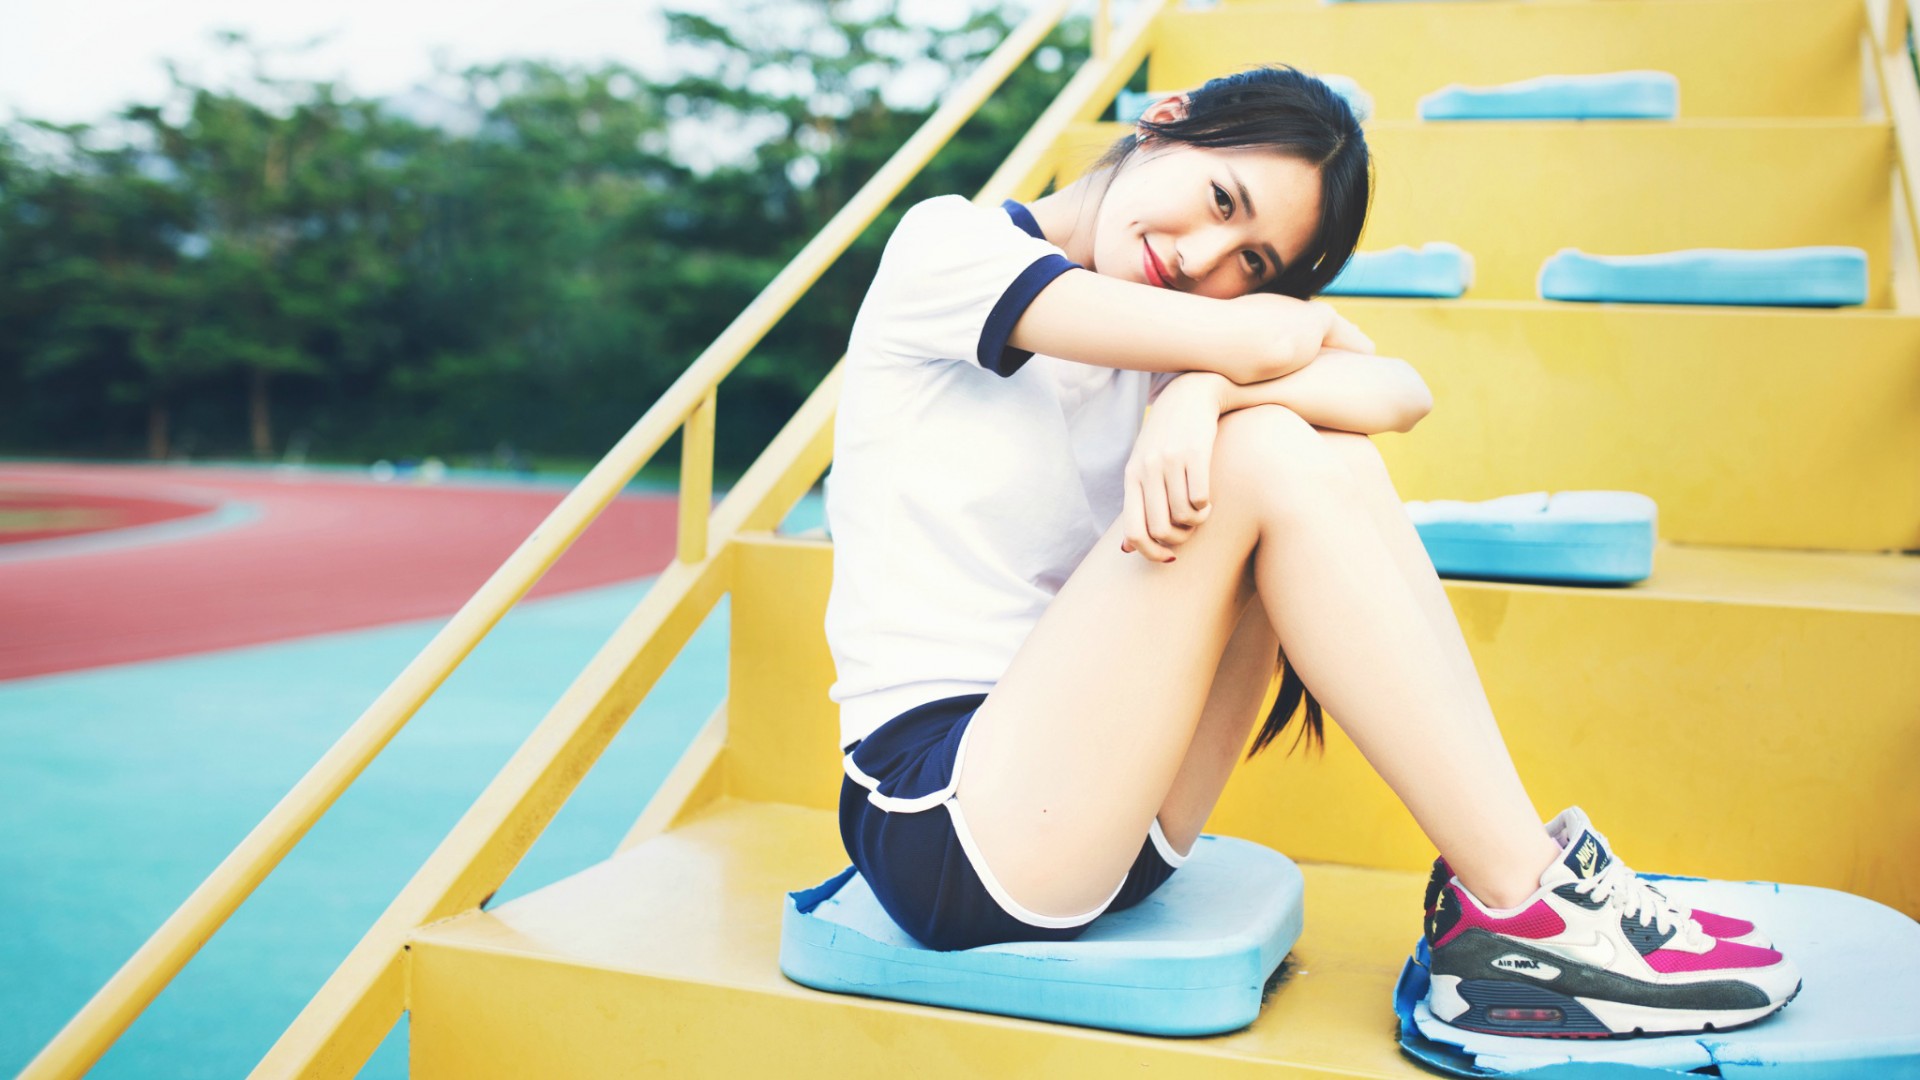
[779,834,1305,1036]
[1117,74,1373,125]
[1324,242,1474,297]
[1420,72,1678,120]
[1404,491,1656,585]
[1538,247,1869,307]
[1393,875,1920,1078]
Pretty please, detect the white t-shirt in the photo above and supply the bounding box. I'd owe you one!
[824,194,1179,748]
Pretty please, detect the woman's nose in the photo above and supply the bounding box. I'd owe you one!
[1179,225,1242,284]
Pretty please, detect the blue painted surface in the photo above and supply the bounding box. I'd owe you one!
[0,490,824,1077]
[1418,72,1679,121]
[1537,247,1870,307]
[1322,242,1475,298]
[782,835,1305,1037]
[1403,491,1657,585]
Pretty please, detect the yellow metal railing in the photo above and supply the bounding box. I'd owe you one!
[1868,0,1920,308]
[18,0,1184,1075]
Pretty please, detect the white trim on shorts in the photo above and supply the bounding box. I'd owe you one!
[843,749,954,813]
[1148,817,1192,868]
[841,719,1179,931]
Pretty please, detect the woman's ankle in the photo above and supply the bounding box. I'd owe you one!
[1455,834,1562,911]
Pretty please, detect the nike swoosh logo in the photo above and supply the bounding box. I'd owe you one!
[1532,933,1618,970]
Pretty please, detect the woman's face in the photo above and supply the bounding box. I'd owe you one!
[1092,96,1325,300]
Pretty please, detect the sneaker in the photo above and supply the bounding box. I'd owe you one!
[1426,812,1773,950]
[1543,808,1771,948]
[1422,806,1801,1037]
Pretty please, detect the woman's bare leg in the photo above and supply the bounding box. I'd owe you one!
[1154,585,1277,854]
[1314,428,1501,736]
[1154,427,1528,858]
[953,404,1558,918]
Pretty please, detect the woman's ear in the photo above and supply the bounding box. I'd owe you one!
[1136,92,1191,141]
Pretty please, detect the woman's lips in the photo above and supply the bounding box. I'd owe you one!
[1143,241,1172,288]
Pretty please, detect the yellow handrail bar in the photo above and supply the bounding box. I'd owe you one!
[20,2,1083,1075]
[678,391,717,563]
[1868,0,1920,302]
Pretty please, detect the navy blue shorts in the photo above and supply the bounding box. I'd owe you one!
[839,691,1187,952]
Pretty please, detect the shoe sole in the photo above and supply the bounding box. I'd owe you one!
[1427,975,1803,1039]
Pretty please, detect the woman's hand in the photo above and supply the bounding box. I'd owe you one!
[1121,375,1223,563]
[1230,296,1378,381]
[1314,300,1376,355]
[1212,348,1432,435]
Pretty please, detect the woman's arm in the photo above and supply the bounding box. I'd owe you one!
[1164,350,1433,434]
[1009,268,1366,385]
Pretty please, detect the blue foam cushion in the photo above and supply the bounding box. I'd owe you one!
[1118,74,1372,124]
[1404,491,1655,585]
[779,834,1304,1036]
[1538,247,1869,307]
[1323,242,1475,298]
[1393,876,1920,1078]
[1420,72,1678,120]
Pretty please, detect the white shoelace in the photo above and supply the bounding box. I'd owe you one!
[1572,859,1709,948]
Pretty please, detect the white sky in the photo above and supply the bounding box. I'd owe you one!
[0,0,983,127]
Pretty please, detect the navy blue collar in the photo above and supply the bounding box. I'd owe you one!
[1001,198,1045,240]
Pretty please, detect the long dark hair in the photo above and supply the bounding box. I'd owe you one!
[1097,65,1373,756]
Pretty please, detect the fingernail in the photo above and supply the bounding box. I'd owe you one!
[1167,556,1177,563]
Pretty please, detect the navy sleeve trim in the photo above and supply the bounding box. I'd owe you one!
[978,253,1078,378]
[1001,199,1046,240]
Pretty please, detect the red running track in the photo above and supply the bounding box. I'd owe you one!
[0,464,683,681]
[0,487,210,544]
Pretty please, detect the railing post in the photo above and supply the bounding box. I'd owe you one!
[679,391,716,564]
[1095,0,1112,60]
[1867,0,1920,309]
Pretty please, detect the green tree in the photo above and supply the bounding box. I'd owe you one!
[0,5,1094,465]
[0,120,218,457]
[121,38,424,458]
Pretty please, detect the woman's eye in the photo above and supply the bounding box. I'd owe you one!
[1212,182,1232,217]
[1245,252,1267,277]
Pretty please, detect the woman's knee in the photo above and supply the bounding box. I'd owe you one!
[1314,427,1407,504]
[1315,427,1387,472]
[1213,405,1355,511]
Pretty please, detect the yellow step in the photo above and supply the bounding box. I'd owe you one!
[1207,542,1920,916]
[1053,120,1896,307]
[407,799,1439,1078]
[1341,300,1920,551]
[724,535,1920,915]
[1151,0,1865,121]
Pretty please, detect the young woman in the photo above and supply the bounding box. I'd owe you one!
[822,65,1798,1038]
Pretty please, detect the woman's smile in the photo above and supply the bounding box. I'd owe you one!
[1142,240,1174,288]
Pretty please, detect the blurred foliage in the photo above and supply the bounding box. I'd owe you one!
[0,2,1101,469]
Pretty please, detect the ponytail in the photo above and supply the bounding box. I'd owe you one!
[1247,644,1324,757]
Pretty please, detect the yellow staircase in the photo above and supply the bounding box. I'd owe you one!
[26,0,1920,1075]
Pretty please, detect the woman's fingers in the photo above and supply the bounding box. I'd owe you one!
[1164,461,1210,538]
[1121,463,1176,561]
[1126,459,1217,563]
[1185,454,1212,517]
[1140,463,1186,561]
[1119,470,1164,560]
[1325,312,1376,355]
